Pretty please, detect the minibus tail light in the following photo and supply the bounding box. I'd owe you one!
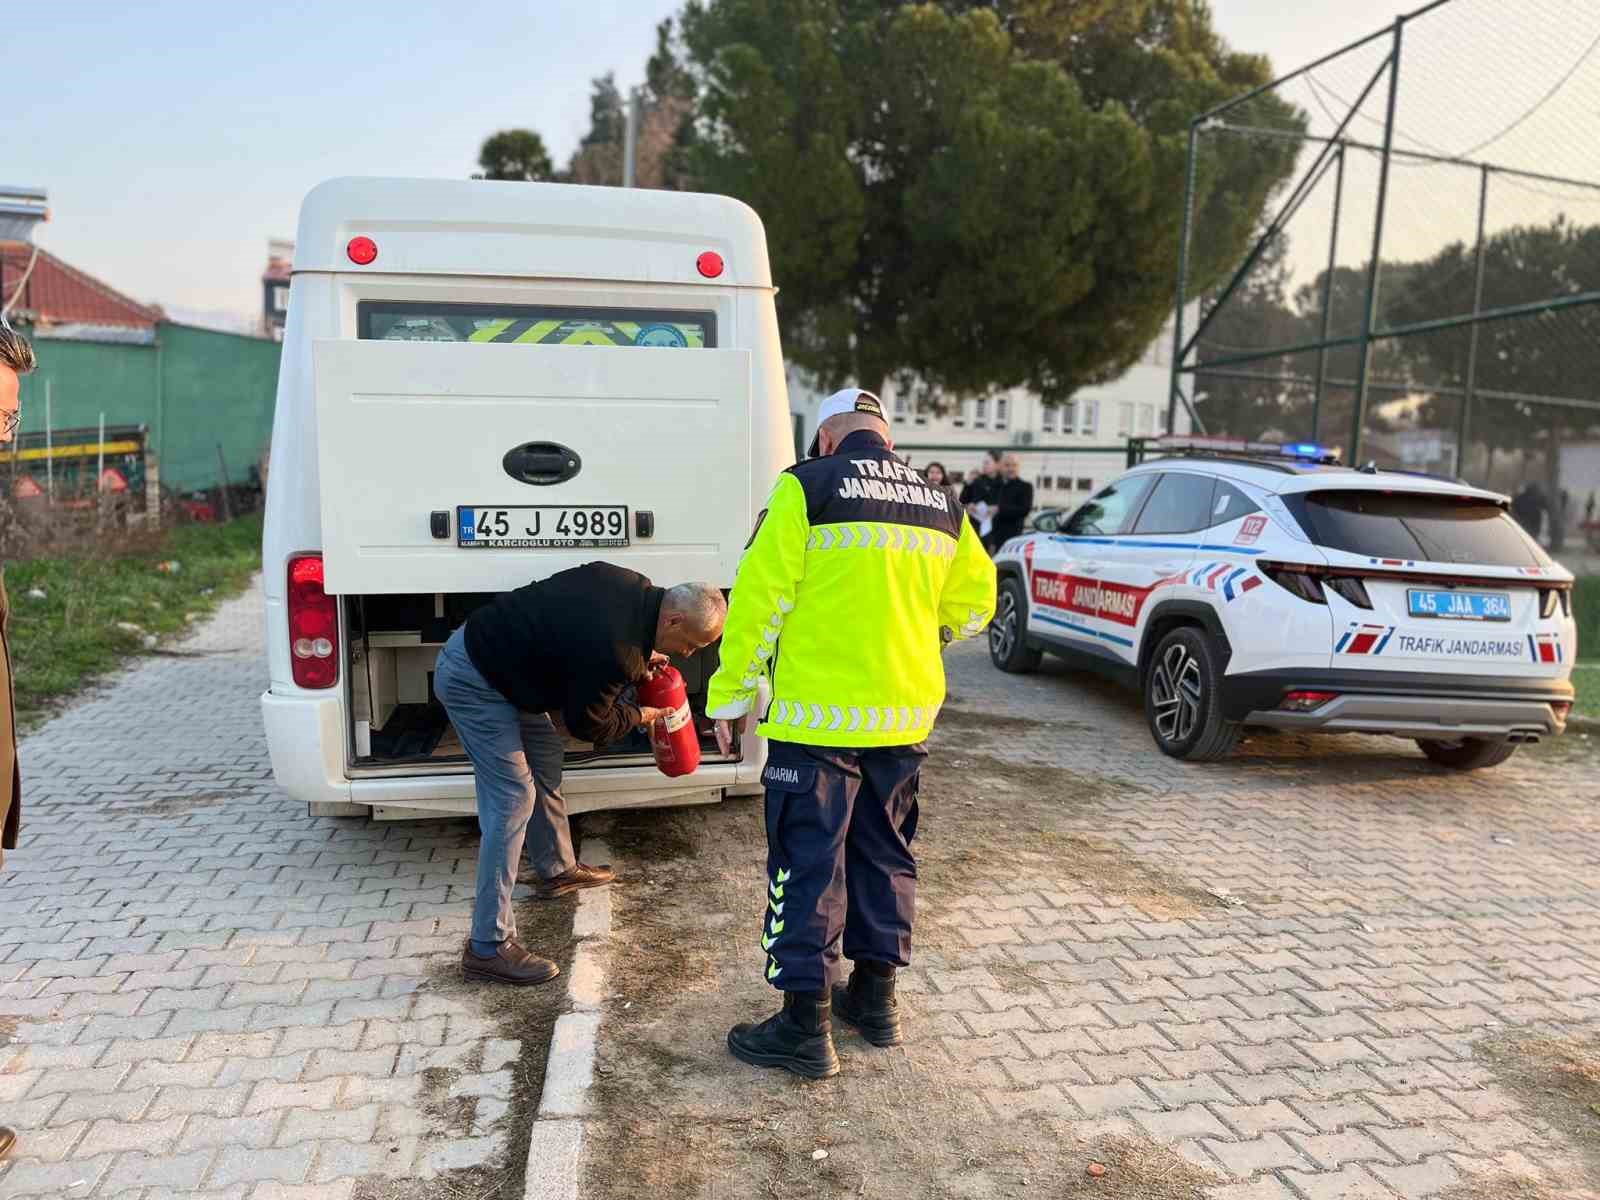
[288,554,338,689]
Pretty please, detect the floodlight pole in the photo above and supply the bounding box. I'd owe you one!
[1348,17,1406,465]
[1457,163,1492,480]
[1168,120,1200,435]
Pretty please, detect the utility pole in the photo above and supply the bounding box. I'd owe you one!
[622,87,643,188]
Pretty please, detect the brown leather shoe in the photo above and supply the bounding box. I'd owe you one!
[533,862,616,900]
[0,1126,15,1160]
[461,939,560,986]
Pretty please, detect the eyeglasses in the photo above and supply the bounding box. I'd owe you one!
[0,409,16,439]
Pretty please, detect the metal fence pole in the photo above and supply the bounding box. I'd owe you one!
[1349,18,1406,465]
[1167,121,1200,435]
[1457,164,1492,479]
[1310,143,1347,442]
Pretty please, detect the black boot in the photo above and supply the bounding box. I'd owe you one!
[832,961,902,1047]
[727,990,840,1079]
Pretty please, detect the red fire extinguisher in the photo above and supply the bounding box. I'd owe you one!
[638,666,701,778]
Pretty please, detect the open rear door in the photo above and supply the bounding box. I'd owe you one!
[313,340,752,594]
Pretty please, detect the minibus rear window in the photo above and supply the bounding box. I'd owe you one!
[357,302,716,348]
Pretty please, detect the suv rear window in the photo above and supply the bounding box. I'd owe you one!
[358,301,716,348]
[1288,490,1548,567]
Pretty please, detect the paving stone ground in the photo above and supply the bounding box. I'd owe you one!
[0,582,564,1200]
[584,639,1600,1200]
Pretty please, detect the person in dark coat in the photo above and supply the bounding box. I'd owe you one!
[0,320,34,1163]
[1511,484,1547,542]
[987,453,1035,552]
[433,564,726,985]
[959,450,1002,541]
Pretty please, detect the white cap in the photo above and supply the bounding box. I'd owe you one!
[808,388,887,457]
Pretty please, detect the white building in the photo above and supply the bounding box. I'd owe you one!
[788,326,1187,509]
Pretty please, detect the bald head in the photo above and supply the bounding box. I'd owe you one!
[817,411,892,457]
[657,583,728,657]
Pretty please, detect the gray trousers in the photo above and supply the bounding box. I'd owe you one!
[432,628,576,944]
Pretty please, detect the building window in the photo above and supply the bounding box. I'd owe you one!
[1036,474,1050,490]
[1062,401,1077,434]
[973,398,989,430]
[1040,406,1059,434]
[994,397,1009,431]
[272,285,289,313]
[1136,404,1154,435]
[953,400,967,429]
[892,392,909,424]
[1117,403,1134,437]
[1075,477,1092,491]
[1078,400,1099,437]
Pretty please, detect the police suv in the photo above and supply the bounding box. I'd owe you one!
[990,438,1577,768]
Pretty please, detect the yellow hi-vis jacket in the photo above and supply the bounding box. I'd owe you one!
[706,430,998,747]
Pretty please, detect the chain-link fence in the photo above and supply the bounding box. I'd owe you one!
[1168,0,1600,551]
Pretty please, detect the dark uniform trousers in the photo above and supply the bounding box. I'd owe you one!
[759,739,926,993]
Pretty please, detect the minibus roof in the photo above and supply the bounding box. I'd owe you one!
[294,176,773,289]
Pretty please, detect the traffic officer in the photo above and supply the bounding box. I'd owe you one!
[707,387,997,1078]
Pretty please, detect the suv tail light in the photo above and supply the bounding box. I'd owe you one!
[1553,701,1572,720]
[287,554,338,689]
[1323,576,1373,609]
[1261,563,1327,605]
[1280,690,1339,712]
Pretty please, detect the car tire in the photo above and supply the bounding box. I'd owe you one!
[1414,737,1519,770]
[989,577,1042,674]
[1143,626,1242,761]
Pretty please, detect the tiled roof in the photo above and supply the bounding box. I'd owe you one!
[0,241,160,329]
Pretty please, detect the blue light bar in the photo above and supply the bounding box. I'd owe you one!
[1283,443,1329,458]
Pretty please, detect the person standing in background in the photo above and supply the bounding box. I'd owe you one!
[0,320,34,1162]
[987,454,1035,552]
[960,450,1001,544]
[922,462,960,512]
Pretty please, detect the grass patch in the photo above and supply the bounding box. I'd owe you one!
[1574,664,1600,720]
[1575,575,1598,661]
[5,514,262,728]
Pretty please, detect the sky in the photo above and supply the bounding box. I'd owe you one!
[5,0,1529,323]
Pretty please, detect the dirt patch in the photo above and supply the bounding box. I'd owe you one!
[580,737,1222,1199]
[917,752,1216,919]
[1475,1031,1600,1185]
[0,1015,19,1045]
[353,886,577,1200]
[1439,1173,1583,1200]
[132,790,238,816]
[1055,1135,1220,1199]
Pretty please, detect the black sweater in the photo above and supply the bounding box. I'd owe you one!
[991,477,1035,540]
[959,474,999,508]
[463,562,660,745]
